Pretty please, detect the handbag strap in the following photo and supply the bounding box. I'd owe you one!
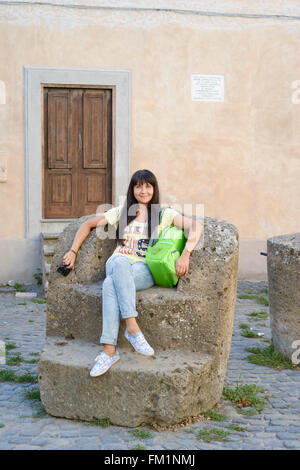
[148,206,168,247]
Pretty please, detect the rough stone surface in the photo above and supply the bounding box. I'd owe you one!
[39,214,239,426]
[267,233,300,359]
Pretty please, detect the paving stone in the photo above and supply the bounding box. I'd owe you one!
[0,443,14,450]
[79,428,103,436]
[73,438,101,447]
[29,438,51,446]
[41,439,75,449]
[270,419,296,426]
[283,441,300,449]
[7,436,30,444]
[286,426,300,433]
[264,426,287,432]
[60,431,80,438]
[253,432,276,439]
[19,428,43,436]
[275,432,299,440]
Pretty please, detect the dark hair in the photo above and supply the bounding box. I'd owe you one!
[116,169,161,245]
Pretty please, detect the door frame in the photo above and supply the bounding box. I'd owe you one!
[42,84,114,220]
[23,66,131,239]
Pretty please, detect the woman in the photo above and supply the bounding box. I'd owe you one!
[62,169,202,377]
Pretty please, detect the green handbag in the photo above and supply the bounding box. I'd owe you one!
[146,207,187,287]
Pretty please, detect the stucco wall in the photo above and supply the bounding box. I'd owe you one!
[0,1,299,282]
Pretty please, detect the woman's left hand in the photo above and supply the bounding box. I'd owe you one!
[175,252,190,278]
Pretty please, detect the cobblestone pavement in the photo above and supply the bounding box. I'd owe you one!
[0,281,299,450]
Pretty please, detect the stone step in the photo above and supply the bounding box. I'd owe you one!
[41,219,74,235]
[43,246,55,256]
[42,234,60,249]
[38,336,215,427]
[45,263,51,275]
[41,232,61,240]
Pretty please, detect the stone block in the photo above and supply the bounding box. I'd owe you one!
[38,337,217,427]
[267,233,300,360]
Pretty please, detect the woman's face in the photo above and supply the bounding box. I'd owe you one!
[133,180,154,206]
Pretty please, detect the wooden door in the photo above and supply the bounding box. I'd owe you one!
[43,87,112,218]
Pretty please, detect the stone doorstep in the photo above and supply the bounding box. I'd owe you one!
[38,337,217,427]
[41,233,61,240]
[15,292,37,299]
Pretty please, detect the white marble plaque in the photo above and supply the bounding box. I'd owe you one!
[192,75,224,102]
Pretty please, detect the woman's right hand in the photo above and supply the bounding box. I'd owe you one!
[62,250,77,270]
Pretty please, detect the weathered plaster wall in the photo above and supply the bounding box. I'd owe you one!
[0,1,299,281]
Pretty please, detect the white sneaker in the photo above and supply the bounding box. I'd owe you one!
[125,329,154,356]
[89,350,120,377]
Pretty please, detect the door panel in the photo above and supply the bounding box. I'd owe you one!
[47,90,71,169]
[83,90,108,169]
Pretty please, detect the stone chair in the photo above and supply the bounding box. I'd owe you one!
[38,214,239,427]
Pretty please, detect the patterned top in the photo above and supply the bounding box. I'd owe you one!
[96,205,180,264]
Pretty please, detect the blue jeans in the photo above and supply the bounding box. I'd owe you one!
[100,254,155,346]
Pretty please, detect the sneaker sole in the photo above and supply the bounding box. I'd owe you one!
[89,356,120,377]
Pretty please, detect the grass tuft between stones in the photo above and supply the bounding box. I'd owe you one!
[197,428,232,443]
[132,444,147,450]
[238,294,269,306]
[227,424,246,432]
[244,288,253,294]
[130,428,152,439]
[241,330,263,339]
[246,310,268,321]
[239,323,263,338]
[32,403,47,418]
[5,343,17,351]
[24,387,41,401]
[33,269,43,285]
[245,343,300,370]
[202,410,226,422]
[31,299,47,304]
[84,417,110,427]
[0,370,38,383]
[6,353,24,366]
[260,289,268,295]
[4,352,39,366]
[13,283,26,292]
[222,382,269,413]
